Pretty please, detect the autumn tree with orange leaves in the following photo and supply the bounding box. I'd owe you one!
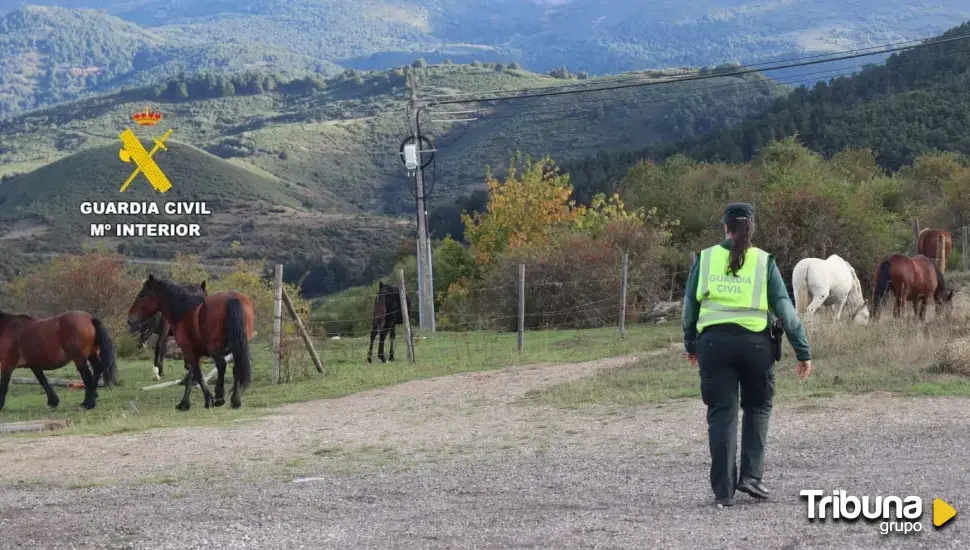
[462,154,647,270]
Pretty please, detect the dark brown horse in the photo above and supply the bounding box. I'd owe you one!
[136,281,207,380]
[917,228,952,272]
[872,254,954,320]
[367,281,410,363]
[0,310,118,410]
[127,275,255,410]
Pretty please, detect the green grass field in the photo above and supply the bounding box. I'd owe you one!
[0,324,679,436]
[536,314,970,407]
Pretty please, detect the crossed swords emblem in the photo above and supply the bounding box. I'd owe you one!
[118,128,174,193]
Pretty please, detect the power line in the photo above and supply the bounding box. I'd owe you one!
[424,49,969,125]
[424,32,970,107]
[421,35,944,101]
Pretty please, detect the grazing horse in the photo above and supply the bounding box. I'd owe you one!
[367,281,410,363]
[127,275,255,410]
[872,254,954,320]
[793,255,870,325]
[0,310,118,410]
[917,228,952,272]
[136,281,207,380]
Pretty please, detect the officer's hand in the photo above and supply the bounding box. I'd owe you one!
[686,352,697,367]
[795,360,812,380]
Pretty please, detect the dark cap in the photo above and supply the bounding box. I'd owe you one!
[723,202,754,224]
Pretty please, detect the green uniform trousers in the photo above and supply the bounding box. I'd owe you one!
[696,323,775,500]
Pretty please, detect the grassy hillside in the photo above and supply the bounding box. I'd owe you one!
[2,1,970,116]
[0,62,785,292]
[0,138,404,268]
[0,63,786,215]
[565,21,970,193]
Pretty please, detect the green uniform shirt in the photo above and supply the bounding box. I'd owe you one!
[682,239,811,361]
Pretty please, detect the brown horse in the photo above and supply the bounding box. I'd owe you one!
[367,281,410,363]
[872,254,954,320]
[127,275,255,410]
[0,310,118,410]
[917,228,952,272]
[135,281,207,380]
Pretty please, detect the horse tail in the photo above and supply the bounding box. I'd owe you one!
[794,263,810,314]
[873,259,892,313]
[92,317,119,387]
[226,297,252,390]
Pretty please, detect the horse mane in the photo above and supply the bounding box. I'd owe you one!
[0,310,32,329]
[150,277,206,321]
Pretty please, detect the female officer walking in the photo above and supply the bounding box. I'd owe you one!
[682,202,813,508]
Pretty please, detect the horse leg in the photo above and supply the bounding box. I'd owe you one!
[192,361,214,409]
[919,297,929,321]
[212,354,228,408]
[892,284,907,319]
[805,292,828,326]
[388,326,396,362]
[176,353,198,411]
[367,325,379,363]
[0,360,13,410]
[833,294,848,321]
[31,368,60,408]
[74,359,97,409]
[378,325,389,363]
[153,333,165,380]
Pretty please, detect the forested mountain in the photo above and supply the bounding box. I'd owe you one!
[3,0,970,116]
[0,62,783,292]
[565,21,970,196]
[0,5,325,116]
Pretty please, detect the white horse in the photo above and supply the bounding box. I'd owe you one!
[793,255,869,325]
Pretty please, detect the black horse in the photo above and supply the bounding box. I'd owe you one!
[137,280,207,379]
[367,281,411,363]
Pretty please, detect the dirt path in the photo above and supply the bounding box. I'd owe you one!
[2,353,970,548]
[0,354,647,486]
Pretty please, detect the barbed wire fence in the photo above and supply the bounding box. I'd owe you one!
[300,252,693,368]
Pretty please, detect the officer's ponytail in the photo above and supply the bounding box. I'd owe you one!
[726,217,753,277]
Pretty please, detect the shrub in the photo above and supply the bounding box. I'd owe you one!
[3,250,143,356]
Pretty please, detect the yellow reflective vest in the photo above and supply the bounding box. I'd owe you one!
[695,245,769,333]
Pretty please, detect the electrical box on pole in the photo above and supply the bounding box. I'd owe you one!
[403,144,418,171]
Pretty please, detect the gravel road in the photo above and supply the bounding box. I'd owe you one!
[1,355,969,549]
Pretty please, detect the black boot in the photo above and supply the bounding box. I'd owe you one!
[737,477,770,499]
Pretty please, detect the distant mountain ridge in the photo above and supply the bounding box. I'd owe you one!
[563,21,970,198]
[3,0,970,116]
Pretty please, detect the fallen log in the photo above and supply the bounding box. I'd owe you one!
[0,418,72,435]
[11,377,104,388]
[141,330,256,391]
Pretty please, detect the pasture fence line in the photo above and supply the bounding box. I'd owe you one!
[313,253,690,357]
[269,264,325,384]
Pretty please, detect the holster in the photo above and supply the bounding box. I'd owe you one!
[769,315,784,362]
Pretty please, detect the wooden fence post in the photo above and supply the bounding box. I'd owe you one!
[281,288,325,375]
[517,264,525,353]
[913,219,921,254]
[619,254,628,339]
[960,225,970,271]
[397,269,415,363]
[272,263,282,384]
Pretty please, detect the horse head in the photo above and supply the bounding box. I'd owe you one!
[127,274,162,334]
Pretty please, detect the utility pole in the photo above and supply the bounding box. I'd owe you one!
[406,70,436,332]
